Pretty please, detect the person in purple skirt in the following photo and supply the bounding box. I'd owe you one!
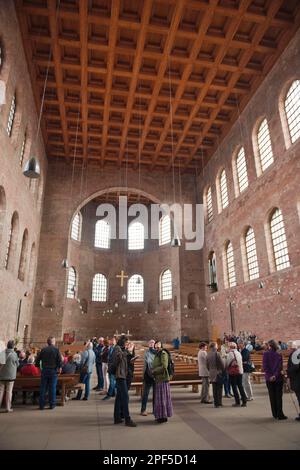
[152,341,173,424]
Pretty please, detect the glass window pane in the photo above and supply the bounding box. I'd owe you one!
[128,274,144,302]
[160,269,172,300]
[285,80,300,144]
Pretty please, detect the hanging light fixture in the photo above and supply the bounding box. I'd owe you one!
[171,235,181,247]
[61,259,69,269]
[23,157,41,178]
[136,276,141,284]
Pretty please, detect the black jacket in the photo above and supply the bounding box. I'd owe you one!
[287,351,300,393]
[35,345,62,370]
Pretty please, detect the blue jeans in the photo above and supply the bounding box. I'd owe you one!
[96,362,104,389]
[223,373,231,395]
[141,380,155,412]
[39,368,58,409]
[114,378,130,422]
[107,374,116,397]
[77,372,92,399]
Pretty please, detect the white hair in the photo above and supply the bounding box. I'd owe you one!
[86,342,93,350]
[229,342,237,349]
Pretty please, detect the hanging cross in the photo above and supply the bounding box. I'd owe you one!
[116,270,128,287]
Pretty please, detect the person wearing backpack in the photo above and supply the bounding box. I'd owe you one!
[0,340,19,413]
[226,342,247,407]
[152,341,173,424]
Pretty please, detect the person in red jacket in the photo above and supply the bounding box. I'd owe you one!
[20,355,40,404]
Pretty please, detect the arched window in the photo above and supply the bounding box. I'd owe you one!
[128,274,144,302]
[71,212,82,242]
[257,118,274,173]
[205,186,213,223]
[6,94,16,137]
[270,209,290,271]
[159,215,171,245]
[0,42,3,69]
[92,273,107,302]
[225,241,236,288]
[208,251,218,291]
[67,267,77,299]
[160,269,172,300]
[20,133,27,166]
[5,212,19,271]
[0,186,6,246]
[284,80,300,144]
[219,169,229,211]
[128,221,144,250]
[245,227,259,281]
[18,229,29,281]
[235,147,248,194]
[28,242,36,290]
[95,220,110,249]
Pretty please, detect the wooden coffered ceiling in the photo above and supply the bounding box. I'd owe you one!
[16,0,300,172]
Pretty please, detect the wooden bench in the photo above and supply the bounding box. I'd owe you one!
[14,374,80,406]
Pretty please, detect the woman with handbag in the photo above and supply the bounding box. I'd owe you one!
[206,342,225,408]
[226,342,247,407]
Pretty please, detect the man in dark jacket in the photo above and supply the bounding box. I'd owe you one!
[93,337,104,391]
[35,336,62,410]
[238,341,254,401]
[287,345,300,421]
[112,336,137,427]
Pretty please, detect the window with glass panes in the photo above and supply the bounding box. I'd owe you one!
[71,213,82,241]
[270,209,290,271]
[206,186,213,222]
[92,273,107,301]
[226,242,237,288]
[285,80,300,144]
[128,222,144,250]
[245,227,259,280]
[19,135,26,166]
[67,267,76,299]
[159,215,171,245]
[127,275,144,302]
[220,170,229,209]
[6,94,16,137]
[95,220,110,249]
[160,269,172,300]
[257,119,274,172]
[236,147,248,193]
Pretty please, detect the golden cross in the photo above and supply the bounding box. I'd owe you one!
[116,270,128,287]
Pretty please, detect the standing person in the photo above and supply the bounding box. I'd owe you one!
[152,341,173,424]
[112,335,137,427]
[0,340,19,413]
[103,336,117,400]
[226,342,248,407]
[263,339,287,420]
[206,342,225,408]
[197,342,212,404]
[35,336,62,410]
[93,337,104,391]
[141,339,156,416]
[73,342,95,401]
[238,341,254,401]
[101,339,110,395]
[287,344,300,421]
[126,341,136,391]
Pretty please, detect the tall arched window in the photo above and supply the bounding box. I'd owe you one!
[235,147,248,194]
[0,42,3,69]
[219,169,229,211]
[208,251,218,291]
[95,220,110,249]
[206,186,213,223]
[159,215,171,245]
[284,80,300,144]
[6,94,16,137]
[225,241,236,288]
[0,186,6,246]
[5,212,19,271]
[245,227,259,281]
[71,212,82,242]
[128,221,144,250]
[18,229,29,281]
[20,133,27,166]
[28,242,36,290]
[270,209,290,271]
[92,273,107,302]
[67,267,77,299]
[160,269,172,300]
[128,274,144,302]
[257,118,274,173]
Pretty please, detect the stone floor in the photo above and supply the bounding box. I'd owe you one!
[0,381,300,450]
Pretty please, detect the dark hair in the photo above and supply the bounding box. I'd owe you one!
[268,340,278,351]
[199,342,207,349]
[117,335,128,348]
[47,336,55,346]
[7,340,14,349]
[154,340,163,349]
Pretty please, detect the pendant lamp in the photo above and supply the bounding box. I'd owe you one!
[61,259,69,269]
[23,157,41,179]
[171,235,181,247]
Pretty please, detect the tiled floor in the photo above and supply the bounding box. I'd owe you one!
[1,382,300,450]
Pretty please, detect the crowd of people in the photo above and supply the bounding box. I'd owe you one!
[0,334,299,426]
